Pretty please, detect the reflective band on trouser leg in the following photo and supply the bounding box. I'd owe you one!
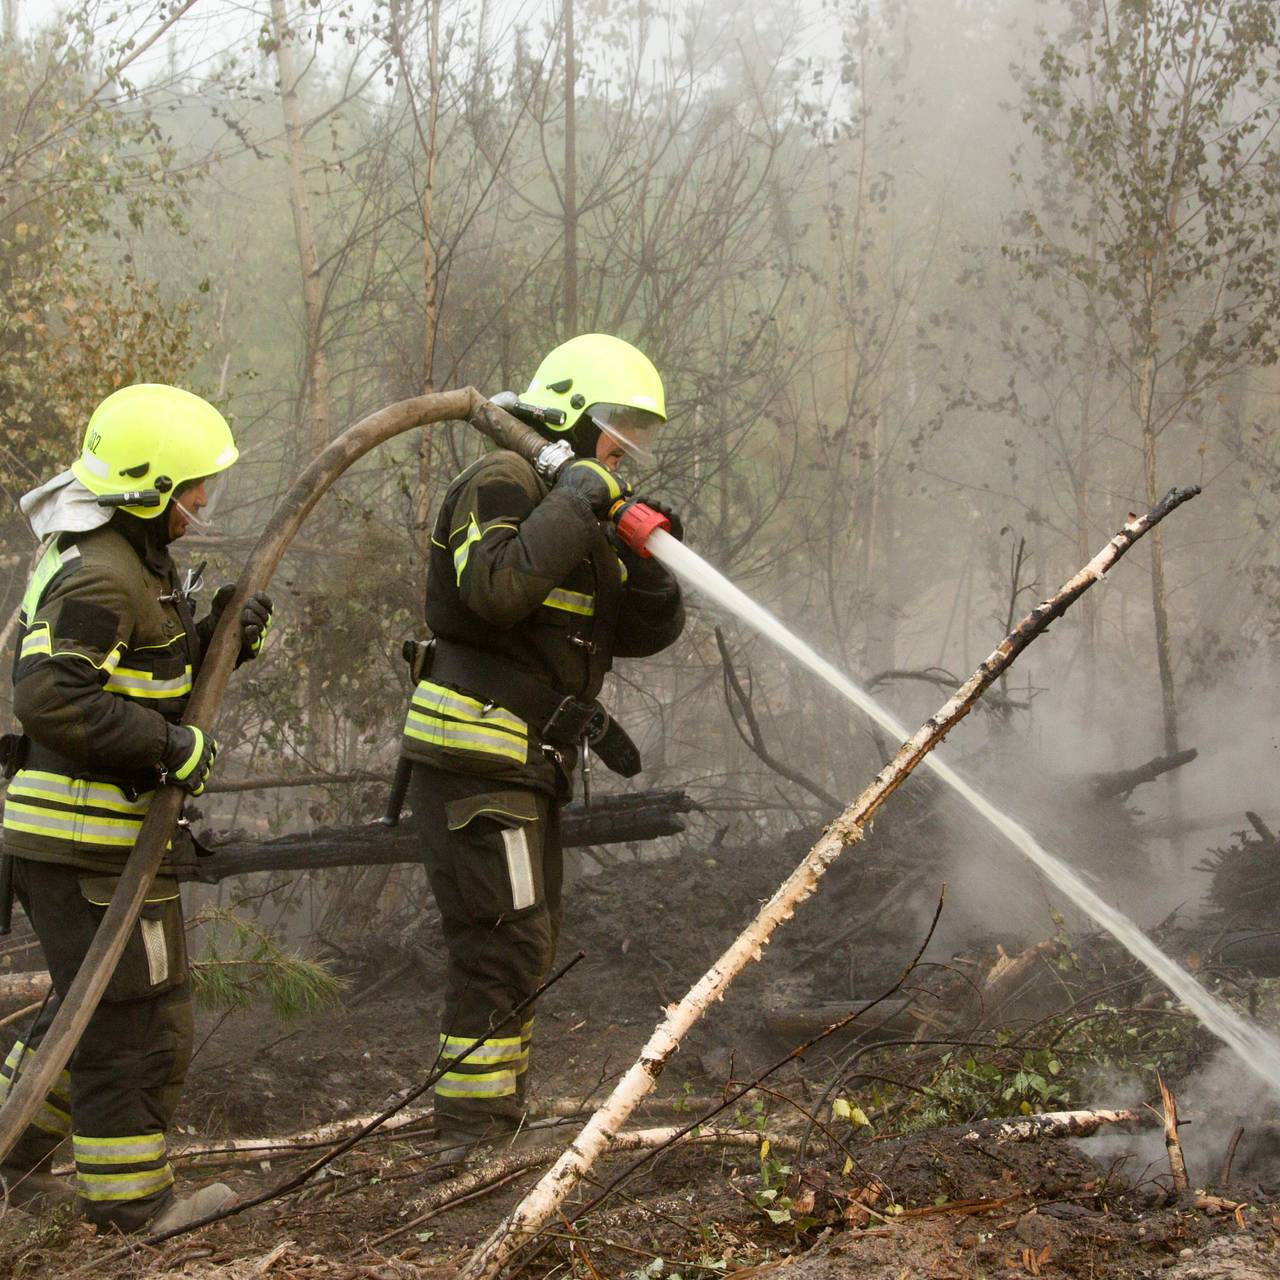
[0,1041,72,1140]
[436,1030,525,1098]
[519,1018,534,1081]
[73,1132,174,1204]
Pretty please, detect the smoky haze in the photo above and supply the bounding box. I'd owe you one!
[0,0,1277,953]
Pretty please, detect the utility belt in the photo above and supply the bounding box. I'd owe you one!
[18,739,158,801]
[404,637,641,778]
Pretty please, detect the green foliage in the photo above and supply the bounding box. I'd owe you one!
[725,1101,821,1235]
[1009,0,1280,385]
[189,907,346,1021]
[889,1002,1207,1134]
[0,9,199,499]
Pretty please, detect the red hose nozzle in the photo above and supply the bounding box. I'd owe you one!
[611,500,670,557]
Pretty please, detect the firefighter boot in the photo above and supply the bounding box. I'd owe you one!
[146,1181,235,1233]
[0,1163,75,1213]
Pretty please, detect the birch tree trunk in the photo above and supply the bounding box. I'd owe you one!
[390,0,444,551]
[561,0,578,332]
[270,0,334,761]
[270,0,332,459]
[460,486,1198,1279]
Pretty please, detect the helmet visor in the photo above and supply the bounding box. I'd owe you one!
[590,404,664,465]
[171,471,230,532]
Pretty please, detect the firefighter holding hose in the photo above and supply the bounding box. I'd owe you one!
[0,384,271,1230]
[400,334,686,1160]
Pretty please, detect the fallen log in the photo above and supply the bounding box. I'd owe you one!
[51,1106,437,1174]
[0,971,51,1006]
[958,1108,1142,1144]
[48,1092,728,1173]
[459,488,1200,1280]
[374,1125,791,1252]
[976,940,1059,1023]
[1091,748,1198,800]
[165,790,694,884]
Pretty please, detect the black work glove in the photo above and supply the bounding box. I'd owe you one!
[161,725,218,795]
[631,496,684,542]
[203,585,275,661]
[553,459,630,518]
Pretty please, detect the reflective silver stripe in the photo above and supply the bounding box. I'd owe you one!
[503,826,536,910]
[2,802,142,847]
[404,712,527,763]
[19,622,51,660]
[435,1069,519,1098]
[452,517,519,586]
[20,543,80,621]
[104,666,193,699]
[453,515,482,584]
[74,1132,167,1163]
[32,1099,72,1136]
[76,1166,174,1202]
[8,771,153,815]
[141,918,168,986]
[439,1034,526,1065]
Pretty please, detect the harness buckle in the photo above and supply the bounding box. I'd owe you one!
[541,695,598,745]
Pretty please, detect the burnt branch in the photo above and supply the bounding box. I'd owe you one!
[714,626,841,811]
[1092,748,1198,800]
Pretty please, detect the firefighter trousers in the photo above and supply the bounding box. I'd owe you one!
[1,857,192,1230]
[409,764,563,1139]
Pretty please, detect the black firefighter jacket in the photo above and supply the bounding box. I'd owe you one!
[399,449,685,794]
[3,517,211,874]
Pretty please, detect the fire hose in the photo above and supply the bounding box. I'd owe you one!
[0,388,668,1162]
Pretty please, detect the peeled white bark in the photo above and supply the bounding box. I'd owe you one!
[959,1108,1142,1144]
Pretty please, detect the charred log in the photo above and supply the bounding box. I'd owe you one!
[164,790,695,884]
[1090,748,1198,800]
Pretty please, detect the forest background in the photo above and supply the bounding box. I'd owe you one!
[1,0,1278,944]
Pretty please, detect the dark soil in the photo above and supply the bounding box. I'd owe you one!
[3,825,1279,1278]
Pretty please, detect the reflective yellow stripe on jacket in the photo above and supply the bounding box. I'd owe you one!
[19,543,81,624]
[103,665,194,700]
[542,587,595,617]
[403,680,528,764]
[1,770,153,850]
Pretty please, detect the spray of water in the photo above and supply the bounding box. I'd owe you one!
[647,528,1280,1094]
